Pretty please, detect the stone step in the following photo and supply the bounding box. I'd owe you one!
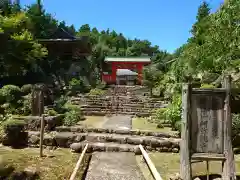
[80,104,155,110]
[81,108,151,113]
[84,132,180,149]
[70,141,139,153]
[70,141,179,153]
[28,131,180,152]
[81,111,150,117]
[55,126,179,138]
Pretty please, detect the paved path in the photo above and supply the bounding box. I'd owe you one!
[85,152,145,180]
[102,115,132,130]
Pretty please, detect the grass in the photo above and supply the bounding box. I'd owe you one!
[136,153,240,179]
[78,116,107,128]
[132,117,176,134]
[0,146,90,180]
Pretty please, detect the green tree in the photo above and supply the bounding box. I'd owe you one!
[0,12,47,77]
[143,66,163,96]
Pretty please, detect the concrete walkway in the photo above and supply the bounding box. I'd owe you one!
[102,115,132,130]
[85,152,145,180]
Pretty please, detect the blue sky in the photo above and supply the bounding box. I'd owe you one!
[20,0,224,53]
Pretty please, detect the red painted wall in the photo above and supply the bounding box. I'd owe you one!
[102,61,150,85]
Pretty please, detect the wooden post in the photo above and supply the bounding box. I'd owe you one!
[39,115,45,157]
[222,75,236,180]
[180,82,192,180]
[69,144,88,180]
[206,161,209,180]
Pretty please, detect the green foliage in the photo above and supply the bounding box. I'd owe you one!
[0,12,48,77]
[63,110,82,126]
[2,118,26,132]
[53,96,67,114]
[96,81,107,90]
[200,84,216,88]
[64,103,79,111]
[88,88,105,96]
[68,78,89,95]
[232,113,240,147]
[47,109,58,116]
[20,94,32,116]
[2,117,27,147]
[21,84,33,95]
[153,108,167,122]
[0,85,22,103]
[165,94,182,131]
[143,66,163,96]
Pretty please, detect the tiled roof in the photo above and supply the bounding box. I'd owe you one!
[105,57,151,62]
[116,69,138,76]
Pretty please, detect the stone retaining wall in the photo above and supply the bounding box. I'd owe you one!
[14,115,65,131]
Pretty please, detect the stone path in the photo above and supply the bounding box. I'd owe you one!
[84,116,144,180]
[85,152,145,180]
[102,115,132,130]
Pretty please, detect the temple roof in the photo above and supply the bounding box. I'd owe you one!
[38,28,88,42]
[37,28,91,55]
[105,57,151,63]
[116,69,138,76]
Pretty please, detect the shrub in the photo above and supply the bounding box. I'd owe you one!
[0,125,4,143]
[63,110,82,126]
[19,94,32,116]
[2,118,26,132]
[96,81,107,90]
[232,113,240,147]
[53,96,67,113]
[47,109,58,116]
[154,108,167,122]
[156,123,164,129]
[174,121,181,133]
[0,85,22,103]
[200,84,215,88]
[68,78,90,95]
[165,94,182,131]
[2,118,27,147]
[88,88,105,96]
[21,84,33,95]
[64,103,81,112]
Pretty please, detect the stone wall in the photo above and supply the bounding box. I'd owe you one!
[13,114,65,131]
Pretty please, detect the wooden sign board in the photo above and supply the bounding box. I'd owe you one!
[191,89,225,154]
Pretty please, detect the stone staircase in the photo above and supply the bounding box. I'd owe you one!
[27,126,180,153]
[71,87,168,117]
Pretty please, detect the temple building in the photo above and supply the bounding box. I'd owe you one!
[38,27,91,59]
[102,57,151,85]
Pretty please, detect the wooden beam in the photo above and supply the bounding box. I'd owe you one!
[39,115,45,157]
[180,82,192,180]
[139,144,163,180]
[69,144,88,180]
[191,153,225,161]
[222,75,236,180]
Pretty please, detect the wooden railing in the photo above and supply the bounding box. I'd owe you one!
[69,144,88,180]
[139,145,163,180]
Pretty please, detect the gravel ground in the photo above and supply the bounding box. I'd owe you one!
[102,115,132,130]
[85,152,145,180]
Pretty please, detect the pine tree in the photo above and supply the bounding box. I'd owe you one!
[190,1,211,45]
